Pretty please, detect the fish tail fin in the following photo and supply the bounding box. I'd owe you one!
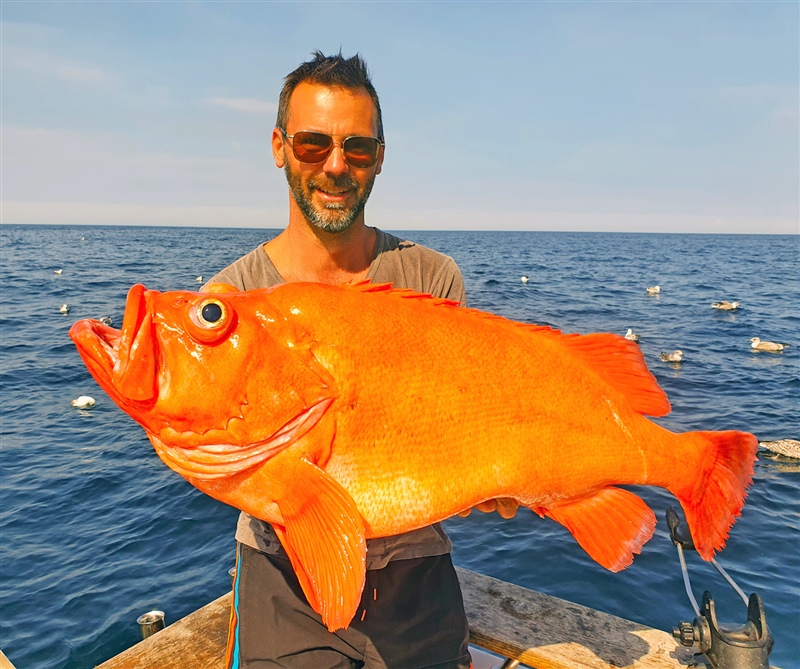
[672,430,757,560]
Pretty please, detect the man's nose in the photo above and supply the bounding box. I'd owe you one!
[322,143,348,175]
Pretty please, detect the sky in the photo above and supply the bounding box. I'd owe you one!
[1,1,798,234]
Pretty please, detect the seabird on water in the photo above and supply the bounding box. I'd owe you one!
[71,395,96,409]
[645,285,660,295]
[624,328,640,342]
[660,350,683,363]
[759,439,800,459]
[750,337,787,352]
[712,301,740,311]
[520,276,529,284]
[59,304,70,315]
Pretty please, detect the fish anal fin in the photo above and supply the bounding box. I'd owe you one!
[273,458,366,632]
[560,333,671,417]
[543,487,657,572]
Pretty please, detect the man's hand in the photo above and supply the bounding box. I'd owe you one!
[457,498,519,519]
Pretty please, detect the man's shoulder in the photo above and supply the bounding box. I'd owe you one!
[371,229,465,303]
[376,229,449,260]
[207,244,282,291]
[373,229,460,272]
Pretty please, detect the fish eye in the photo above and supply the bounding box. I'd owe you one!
[201,301,224,324]
[186,296,236,343]
[196,299,227,328]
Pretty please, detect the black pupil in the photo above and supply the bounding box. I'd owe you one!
[201,302,223,323]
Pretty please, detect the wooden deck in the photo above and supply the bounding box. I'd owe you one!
[94,567,704,669]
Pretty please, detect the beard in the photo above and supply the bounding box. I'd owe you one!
[284,161,377,234]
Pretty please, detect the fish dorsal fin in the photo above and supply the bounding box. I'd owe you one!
[345,282,669,416]
[541,486,657,572]
[344,280,463,307]
[556,333,671,417]
[272,457,366,632]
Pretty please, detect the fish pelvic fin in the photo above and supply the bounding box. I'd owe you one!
[542,487,657,572]
[272,458,366,632]
[672,430,757,561]
[559,333,671,417]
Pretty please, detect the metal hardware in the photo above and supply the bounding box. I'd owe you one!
[136,610,165,639]
[496,660,520,669]
[666,507,773,668]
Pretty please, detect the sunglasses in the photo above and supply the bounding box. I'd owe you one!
[281,129,384,168]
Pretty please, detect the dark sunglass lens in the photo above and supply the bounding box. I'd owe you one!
[292,132,332,163]
[343,137,380,168]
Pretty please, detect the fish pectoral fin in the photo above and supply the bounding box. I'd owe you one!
[542,487,656,572]
[272,458,366,632]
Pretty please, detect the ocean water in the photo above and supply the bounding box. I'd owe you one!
[0,224,798,668]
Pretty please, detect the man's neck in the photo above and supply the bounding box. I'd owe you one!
[264,214,378,285]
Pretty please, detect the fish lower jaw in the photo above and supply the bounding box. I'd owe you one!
[148,433,269,480]
[147,398,335,481]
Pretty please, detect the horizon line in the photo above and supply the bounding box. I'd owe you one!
[2,221,797,236]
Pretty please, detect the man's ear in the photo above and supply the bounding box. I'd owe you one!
[272,127,286,168]
[374,144,384,176]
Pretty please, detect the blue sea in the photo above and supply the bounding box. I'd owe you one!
[1,225,798,668]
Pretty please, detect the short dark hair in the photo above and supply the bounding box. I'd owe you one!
[276,50,384,140]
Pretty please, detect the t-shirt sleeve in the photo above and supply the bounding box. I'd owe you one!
[204,265,245,291]
[431,256,467,306]
[202,245,283,291]
[370,232,468,306]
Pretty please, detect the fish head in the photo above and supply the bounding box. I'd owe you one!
[69,283,336,482]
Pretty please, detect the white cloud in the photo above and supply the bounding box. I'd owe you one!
[713,83,797,106]
[1,124,281,206]
[767,106,799,134]
[5,45,113,86]
[370,208,798,235]
[207,97,277,114]
[55,63,108,85]
[0,20,60,42]
[1,201,285,227]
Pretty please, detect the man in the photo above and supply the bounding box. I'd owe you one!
[206,51,472,669]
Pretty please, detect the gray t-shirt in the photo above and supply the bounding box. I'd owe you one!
[206,228,466,569]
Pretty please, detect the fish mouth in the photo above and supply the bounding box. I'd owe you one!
[148,397,334,480]
[70,284,158,404]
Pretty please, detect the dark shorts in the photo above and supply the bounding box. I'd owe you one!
[226,543,471,669]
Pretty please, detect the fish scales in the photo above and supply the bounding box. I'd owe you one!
[69,281,758,632]
[281,286,656,512]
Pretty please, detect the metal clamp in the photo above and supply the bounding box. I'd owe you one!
[666,508,773,669]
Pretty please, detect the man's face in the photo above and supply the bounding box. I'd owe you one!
[274,82,384,234]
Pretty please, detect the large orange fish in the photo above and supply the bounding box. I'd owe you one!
[69,281,757,631]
